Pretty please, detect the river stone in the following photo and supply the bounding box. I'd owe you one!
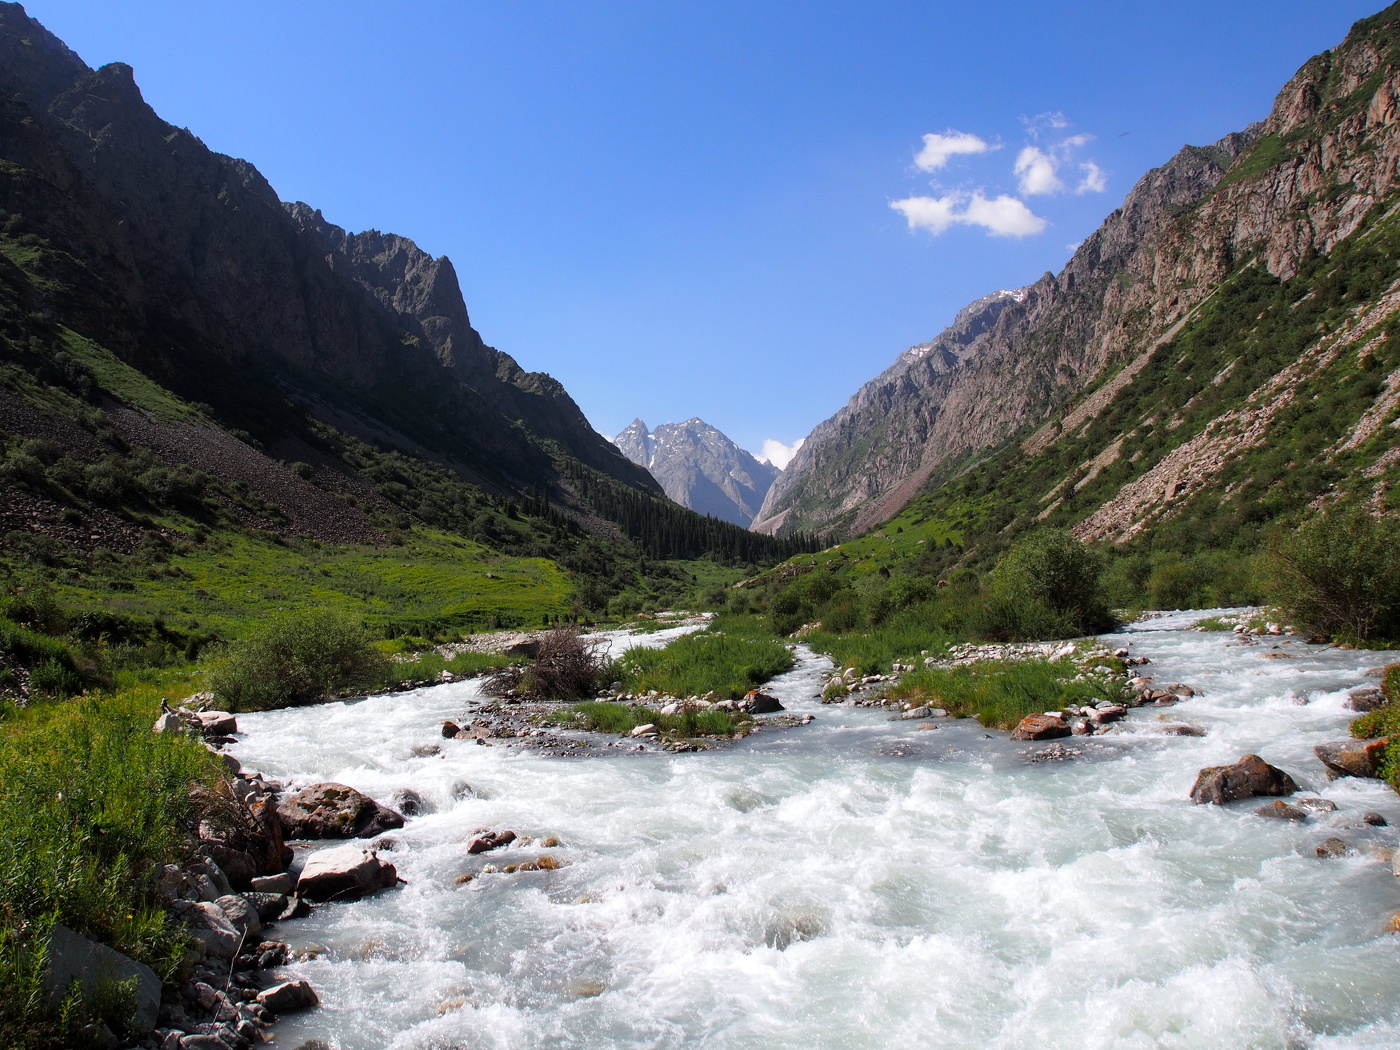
[1294,797,1338,814]
[278,783,405,839]
[257,979,320,1013]
[214,894,261,938]
[1315,837,1353,859]
[1314,739,1388,779]
[1255,800,1308,821]
[741,691,784,713]
[468,829,516,854]
[196,710,238,736]
[1158,724,1207,737]
[1010,713,1071,741]
[392,789,429,816]
[1347,688,1387,712]
[242,891,290,922]
[180,901,241,959]
[43,924,161,1033]
[296,844,398,902]
[249,872,294,894]
[1190,754,1300,805]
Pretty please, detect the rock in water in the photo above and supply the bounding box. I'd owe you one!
[1190,754,1300,805]
[43,924,161,1032]
[741,691,784,713]
[1010,713,1072,741]
[257,979,320,1013]
[1255,800,1307,821]
[278,783,405,839]
[1314,739,1388,779]
[296,845,398,901]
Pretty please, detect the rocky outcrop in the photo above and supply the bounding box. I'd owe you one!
[1190,754,1301,804]
[43,924,162,1033]
[277,783,405,839]
[615,418,779,527]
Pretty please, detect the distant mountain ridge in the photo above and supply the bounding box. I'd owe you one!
[614,418,779,527]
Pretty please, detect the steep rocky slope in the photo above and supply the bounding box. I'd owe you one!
[614,418,779,526]
[792,3,1400,589]
[766,4,1400,544]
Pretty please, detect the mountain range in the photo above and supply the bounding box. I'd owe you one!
[613,418,779,527]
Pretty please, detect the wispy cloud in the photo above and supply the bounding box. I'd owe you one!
[914,130,991,172]
[891,191,1046,238]
[760,438,804,469]
[1011,127,1106,197]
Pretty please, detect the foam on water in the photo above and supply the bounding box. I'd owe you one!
[230,614,1400,1049]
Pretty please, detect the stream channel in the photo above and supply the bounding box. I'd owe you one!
[231,612,1400,1050]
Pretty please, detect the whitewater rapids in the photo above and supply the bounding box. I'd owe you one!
[231,612,1400,1050]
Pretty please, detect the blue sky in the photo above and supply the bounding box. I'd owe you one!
[29,0,1381,464]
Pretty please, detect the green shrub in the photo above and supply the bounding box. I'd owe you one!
[615,630,794,699]
[0,689,219,1045]
[984,530,1115,639]
[1263,506,1400,641]
[207,610,388,711]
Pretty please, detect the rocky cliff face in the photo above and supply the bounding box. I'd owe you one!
[765,4,1400,542]
[614,418,779,527]
[0,1,657,505]
[781,3,1400,571]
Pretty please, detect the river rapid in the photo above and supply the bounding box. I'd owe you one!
[231,612,1400,1050]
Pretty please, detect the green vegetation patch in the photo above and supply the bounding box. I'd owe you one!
[1351,662,1400,790]
[547,700,745,738]
[886,658,1127,731]
[614,629,795,700]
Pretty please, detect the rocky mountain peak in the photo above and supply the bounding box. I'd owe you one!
[613,418,778,527]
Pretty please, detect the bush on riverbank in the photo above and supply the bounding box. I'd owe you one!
[1351,662,1400,788]
[615,629,794,699]
[885,658,1127,730]
[208,610,388,711]
[1263,506,1400,643]
[548,701,745,737]
[484,627,609,701]
[0,688,220,1047]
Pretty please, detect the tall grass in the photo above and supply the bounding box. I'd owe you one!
[0,688,220,1045]
[885,659,1125,730]
[615,630,794,699]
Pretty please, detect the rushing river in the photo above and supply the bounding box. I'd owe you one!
[231,612,1400,1050]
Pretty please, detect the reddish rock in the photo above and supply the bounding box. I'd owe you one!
[278,783,405,839]
[1190,754,1300,805]
[1314,739,1388,779]
[1010,714,1071,741]
[467,829,517,855]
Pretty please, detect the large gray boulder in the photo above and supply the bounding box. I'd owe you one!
[43,924,161,1032]
[278,783,405,839]
[297,844,399,902]
[177,900,243,959]
[1190,754,1300,805]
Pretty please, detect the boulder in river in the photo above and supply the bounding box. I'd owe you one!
[1314,739,1388,780]
[1190,754,1300,805]
[467,829,517,854]
[257,979,320,1013]
[297,844,398,901]
[1010,714,1071,741]
[1346,688,1387,712]
[279,783,405,839]
[741,691,784,713]
[1315,837,1353,859]
[1255,800,1308,821]
[1158,724,1207,737]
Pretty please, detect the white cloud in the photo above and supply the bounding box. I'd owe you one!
[760,438,803,469]
[1076,160,1107,193]
[914,130,990,172]
[1014,146,1064,196]
[891,191,1046,238]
